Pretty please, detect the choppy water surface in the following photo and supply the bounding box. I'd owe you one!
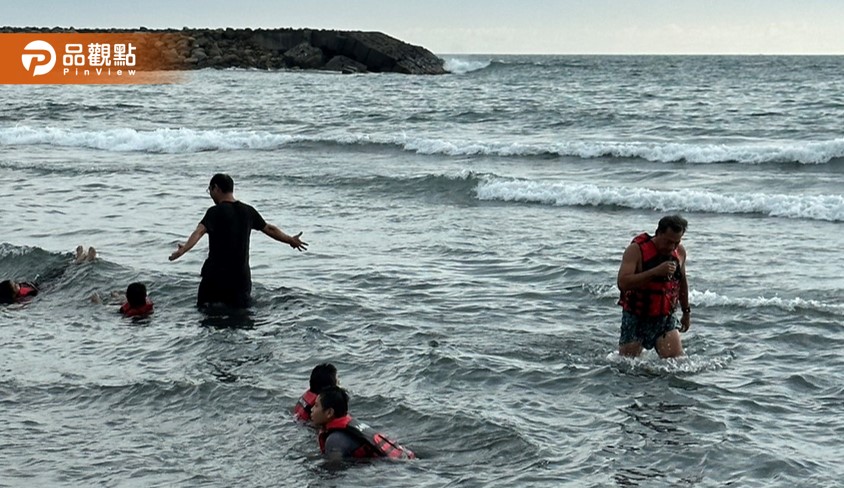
[1,55,843,487]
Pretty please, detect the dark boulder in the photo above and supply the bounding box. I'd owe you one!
[324,55,368,74]
[283,42,325,70]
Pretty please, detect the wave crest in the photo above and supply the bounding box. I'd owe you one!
[0,126,302,153]
[474,179,844,221]
[690,290,844,315]
[4,126,844,164]
[443,57,492,74]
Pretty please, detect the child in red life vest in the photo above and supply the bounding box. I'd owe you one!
[1,245,97,305]
[120,282,154,317]
[0,279,39,304]
[294,363,339,423]
[92,281,154,316]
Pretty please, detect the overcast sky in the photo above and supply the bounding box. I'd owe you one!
[4,0,843,54]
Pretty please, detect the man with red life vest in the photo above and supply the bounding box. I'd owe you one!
[0,279,39,304]
[310,386,415,461]
[617,215,691,358]
[294,363,338,423]
[169,174,308,309]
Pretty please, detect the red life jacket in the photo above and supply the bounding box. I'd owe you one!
[294,390,317,422]
[619,233,681,318]
[120,299,154,317]
[17,283,38,299]
[319,415,415,460]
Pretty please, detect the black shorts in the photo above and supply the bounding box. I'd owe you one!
[197,276,252,309]
[619,310,679,350]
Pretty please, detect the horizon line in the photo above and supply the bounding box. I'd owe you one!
[3,27,842,57]
[437,52,844,56]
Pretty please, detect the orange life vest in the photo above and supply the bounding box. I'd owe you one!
[619,233,681,318]
[294,390,317,422]
[319,415,415,460]
[120,299,154,317]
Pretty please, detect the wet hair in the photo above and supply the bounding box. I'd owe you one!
[309,363,338,394]
[126,282,147,308]
[656,215,688,235]
[0,280,14,304]
[209,173,234,194]
[318,386,349,418]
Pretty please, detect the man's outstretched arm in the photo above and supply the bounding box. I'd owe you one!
[169,224,207,261]
[261,224,308,251]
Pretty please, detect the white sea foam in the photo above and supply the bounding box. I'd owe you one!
[607,350,733,374]
[443,57,492,74]
[3,126,844,164]
[553,139,844,165]
[393,136,844,164]
[589,285,841,315]
[474,178,844,221]
[690,290,844,314]
[0,126,304,153]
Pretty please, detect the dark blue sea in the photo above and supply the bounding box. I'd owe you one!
[1,55,843,487]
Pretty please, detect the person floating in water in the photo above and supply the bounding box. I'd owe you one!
[0,279,38,304]
[169,173,308,309]
[295,363,339,423]
[91,282,154,317]
[74,245,97,264]
[310,386,415,461]
[616,215,691,359]
[1,245,97,304]
[119,282,154,317]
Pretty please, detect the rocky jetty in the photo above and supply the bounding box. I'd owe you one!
[1,27,447,75]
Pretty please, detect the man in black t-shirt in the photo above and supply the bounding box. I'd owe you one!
[169,173,307,308]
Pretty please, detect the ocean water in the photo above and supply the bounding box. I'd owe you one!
[1,55,843,487]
